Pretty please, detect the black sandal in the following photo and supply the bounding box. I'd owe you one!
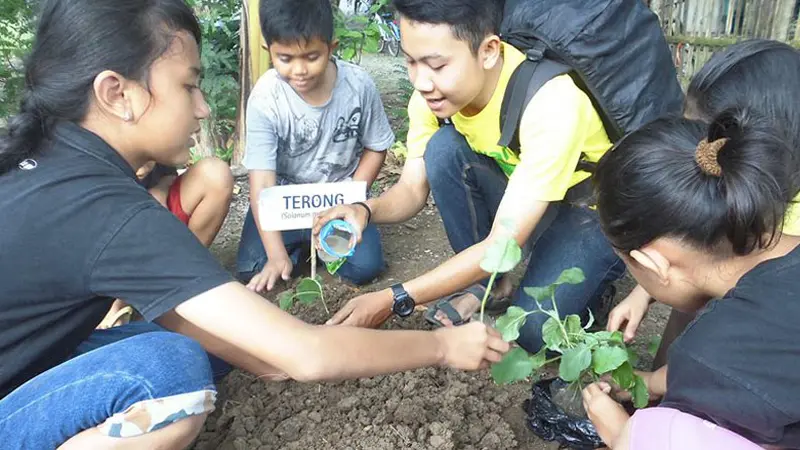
[423,284,511,328]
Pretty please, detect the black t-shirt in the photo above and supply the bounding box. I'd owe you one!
[662,245,800,448]
[0,122,233,399]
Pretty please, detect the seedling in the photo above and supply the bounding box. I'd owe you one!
[278,275,327,313]
[277,235,328,314]
[481,225,649,408]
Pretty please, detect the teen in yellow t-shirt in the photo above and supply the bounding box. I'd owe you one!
[314,0,627,354]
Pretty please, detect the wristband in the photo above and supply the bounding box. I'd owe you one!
[352,201,372,224]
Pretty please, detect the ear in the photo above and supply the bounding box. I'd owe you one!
[92,70,134,123]
[629,247,671,284]
[329,39,339,55]
[479,35,503,70]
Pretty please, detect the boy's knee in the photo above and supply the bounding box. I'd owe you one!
[516,314,548,354]
[192,157,234,198]
[423,126,471,177]
[339,257,385,286]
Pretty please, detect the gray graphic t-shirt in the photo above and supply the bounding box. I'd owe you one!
[243,60,395,185]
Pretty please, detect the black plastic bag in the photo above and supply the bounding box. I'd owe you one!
[523,378,604,449]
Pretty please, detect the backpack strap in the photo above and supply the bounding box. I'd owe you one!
[498,40,598,205]
[498,41,570,153]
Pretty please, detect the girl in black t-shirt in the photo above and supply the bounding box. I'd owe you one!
[584,109,800,448]
[0,1,509,447]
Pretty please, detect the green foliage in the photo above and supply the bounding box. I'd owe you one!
[333,0,388,63]
[0,0,35,117]
[278,275,328,313]
[193,1,240,160]
[483,232,649,409]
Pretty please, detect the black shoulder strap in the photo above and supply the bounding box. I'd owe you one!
[498,41,571,153]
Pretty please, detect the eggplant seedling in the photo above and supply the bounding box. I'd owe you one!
[482,225,649,408]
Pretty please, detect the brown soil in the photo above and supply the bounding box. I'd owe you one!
[194,52,670,450]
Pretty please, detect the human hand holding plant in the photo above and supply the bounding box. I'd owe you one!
[479,223,650,408]
[435,322,510,370]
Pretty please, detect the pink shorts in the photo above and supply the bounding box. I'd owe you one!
[630,407,761,450]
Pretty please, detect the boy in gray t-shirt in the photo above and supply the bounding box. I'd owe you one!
[237,0,395,292]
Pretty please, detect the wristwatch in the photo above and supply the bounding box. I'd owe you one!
[390,283,416,318]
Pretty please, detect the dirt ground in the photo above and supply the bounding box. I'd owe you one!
[193,52,670,450]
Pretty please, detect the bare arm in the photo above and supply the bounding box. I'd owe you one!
[367,157,430,224]
[164,282,507,381]
[351,148,386,188]
[312,157,431,238]
[350,163,550,309]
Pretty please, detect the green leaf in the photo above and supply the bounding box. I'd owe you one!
[480,235,522,273]
[524,286,555,304]
[564,315,584,336]
[612,362,635,390]
[495,306,528,342]
[296,278,322,305]
[591,346,629,374]
[591,330,624,344]
[341,47,356,61]
[542,317,565,351]
[555,268,586,285]
[363,39,379,54]
[491,347,536,385]
[278,291,295,311]
[530,347,548,370]
[647,336,662,357]
[627,348,640,367]
[632,374,650,408]
[559,344,592,382]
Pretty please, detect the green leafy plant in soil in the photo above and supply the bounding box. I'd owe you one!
[480,222,649,408]
[278,275,327,314]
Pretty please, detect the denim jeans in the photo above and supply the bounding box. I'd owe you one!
[424,125,626,353]
[237,207,386,286]
[0,322,228,448]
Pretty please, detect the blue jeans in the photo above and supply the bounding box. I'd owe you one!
[237,207,386,285]
[0,322,229,448]
[424,126,626,353]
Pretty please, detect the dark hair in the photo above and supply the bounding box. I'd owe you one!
[595,109,795,257]
[391,0,503,53]
[0,0,201,176]
[259,0,334,47]
[686,40,800,191]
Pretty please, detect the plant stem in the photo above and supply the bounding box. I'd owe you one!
[310,235,317,280]
[549,294,572,347]
[479,271,498,323]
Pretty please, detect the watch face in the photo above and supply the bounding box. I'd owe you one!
[393,297,415,317]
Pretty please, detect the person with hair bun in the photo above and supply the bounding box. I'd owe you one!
[606,39,800,370]
[581,109,800,449]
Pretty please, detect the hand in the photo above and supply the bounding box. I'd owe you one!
[326,290,393,328]
[582,382,630,447]
[607,285,652,342]
[601,369,663,403]
[434,322,510,371]
[247,255,293,293]
[312,203,369,243]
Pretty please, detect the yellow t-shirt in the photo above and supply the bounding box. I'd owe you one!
[406,43,612,202]
[784,196,800,235]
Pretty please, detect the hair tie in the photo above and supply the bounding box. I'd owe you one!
[695,138,728,177]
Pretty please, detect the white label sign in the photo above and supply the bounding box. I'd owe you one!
[258,181,367,231]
